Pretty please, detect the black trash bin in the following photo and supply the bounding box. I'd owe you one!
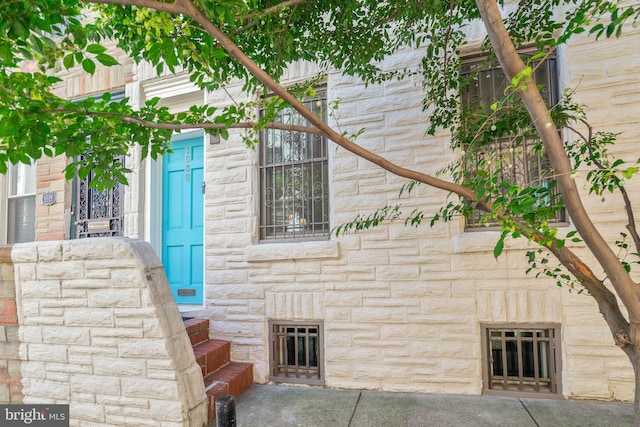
[216,395,236,427]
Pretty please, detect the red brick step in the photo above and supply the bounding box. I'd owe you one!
[183,317,253,424]
[194,339,230,377]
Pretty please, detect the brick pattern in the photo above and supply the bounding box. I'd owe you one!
[185,317,210,346]
[12,238,208,426]
[0,245,22,404]
[187,318,252,424]
[34,156,69,241]
[194,340,231,377]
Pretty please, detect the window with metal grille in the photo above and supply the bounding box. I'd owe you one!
[259,89,329,240]
[72,154,124,239]
[461,51,566,228]
[70,90,126,239]
[269,321,323,385]
[482,324,561,396]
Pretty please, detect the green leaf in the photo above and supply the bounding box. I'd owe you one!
[622,167,638,179]
[96,53,119,66]
[494,231,507,259]
[86,44,107,54]
[82,58,96,74]
[63,54,75,69]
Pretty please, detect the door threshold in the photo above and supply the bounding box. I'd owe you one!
[178,305,206,319]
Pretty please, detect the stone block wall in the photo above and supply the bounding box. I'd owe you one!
[200,20,638,400]
[11,238,207,427]
[0,245,22,404]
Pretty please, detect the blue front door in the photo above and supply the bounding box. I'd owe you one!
[162,137,204,304]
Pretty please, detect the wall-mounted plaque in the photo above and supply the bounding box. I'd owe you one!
[42,192,57,206]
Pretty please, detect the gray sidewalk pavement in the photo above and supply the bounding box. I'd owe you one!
[231,384,634,427]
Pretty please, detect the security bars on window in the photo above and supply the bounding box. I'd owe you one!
[461,51,566,228]
[270,322,323,385]
[486,327,558,394]
[259,90,329,240]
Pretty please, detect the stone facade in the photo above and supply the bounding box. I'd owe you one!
[3,7,639,406]
[9,238,207,426]
[193,24,639,399]
[0,245,22,404]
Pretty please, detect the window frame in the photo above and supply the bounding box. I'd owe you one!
[269,320,325,386]
[70,90,126,239]
[258,87,330,242]
[480,323,563,398]
[460,49,567,230]
[3,161,37,244]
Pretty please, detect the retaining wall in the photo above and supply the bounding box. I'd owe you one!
[5,238,207,427]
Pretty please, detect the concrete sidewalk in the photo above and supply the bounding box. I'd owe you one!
[232,384,634,427]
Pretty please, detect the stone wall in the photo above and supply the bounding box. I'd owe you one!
[11,238,207,427]
[200,20,639,400]
[0,245,22,404]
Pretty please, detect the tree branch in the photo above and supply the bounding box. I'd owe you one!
[547,242,632,349]
[476,0,640,319]
[178,0,488,209]
[81,0,491,209]
[26,108,325,135]
[573,119,640,258]
[244,0,307,19]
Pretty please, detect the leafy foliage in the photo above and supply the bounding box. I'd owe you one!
[1,0,640,279]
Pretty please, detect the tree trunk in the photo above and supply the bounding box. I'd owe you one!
[628,325,640,425]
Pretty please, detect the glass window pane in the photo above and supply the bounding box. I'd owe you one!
[10,162,36,196]
[486,327,557,394]
[462,51,563,228]
[505,341,519,376]
[8,196,35,243]
[538,341,551,378]
[521,341,534,377]
[490,338,503,377]
[260,89,329,239]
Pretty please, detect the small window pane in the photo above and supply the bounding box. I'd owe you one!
[10,163,36,196]
[8,196,35,243]
[7,162,36,244]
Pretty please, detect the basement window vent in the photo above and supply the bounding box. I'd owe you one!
[482,324,562,397]
[269,321,324,385]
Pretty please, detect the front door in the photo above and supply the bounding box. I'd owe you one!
[162,136,204,304]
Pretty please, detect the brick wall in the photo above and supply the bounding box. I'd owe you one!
[11,238,207,426]
[0,245,22,404]
[35,156,70,241]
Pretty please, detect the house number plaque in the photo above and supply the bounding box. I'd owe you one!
[185,146,191,182]
[42,191,56,206]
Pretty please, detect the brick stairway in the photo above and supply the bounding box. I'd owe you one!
[184,318,253,424]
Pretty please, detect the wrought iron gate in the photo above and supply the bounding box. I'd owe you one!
[72,155,124,239]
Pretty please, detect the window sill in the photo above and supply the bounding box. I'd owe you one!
[453,224,576,254]
[246,240,339,262]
